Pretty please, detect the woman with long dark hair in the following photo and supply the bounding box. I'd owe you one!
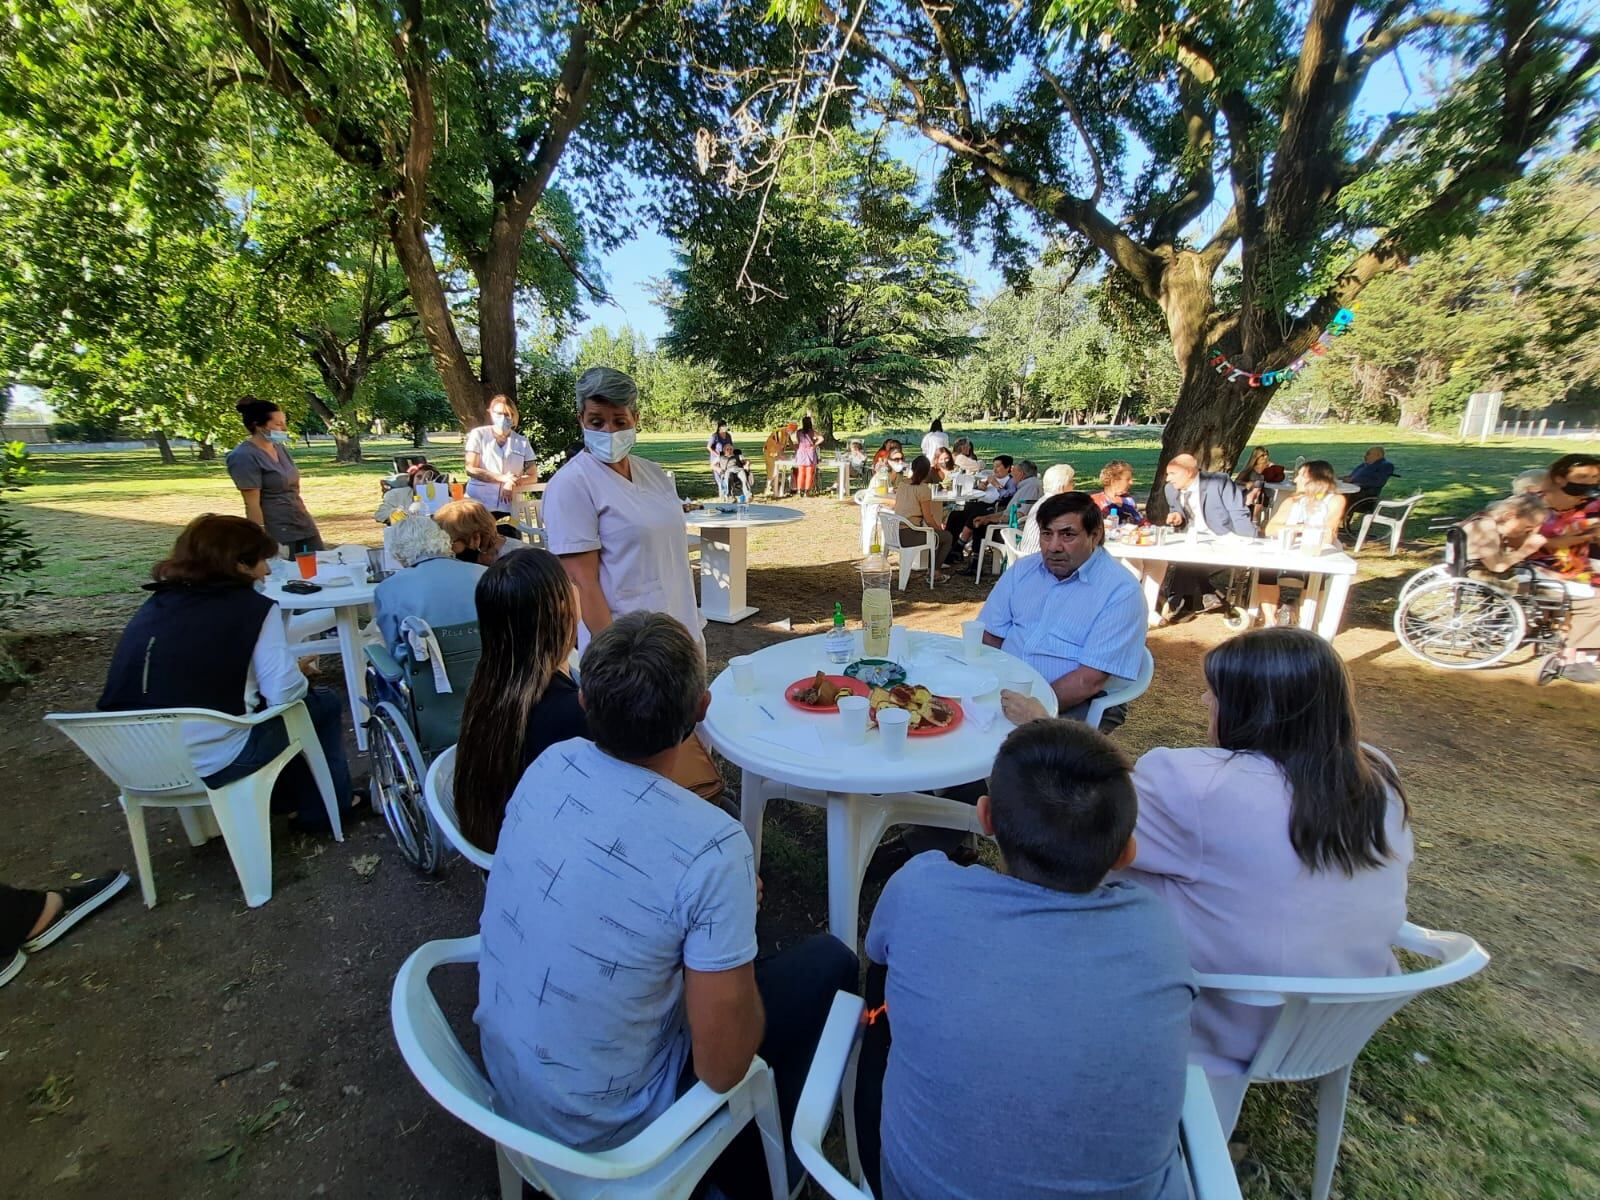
[891,455,952,580]
[1119,627,1411,1108]
[793,415,821,495]
[453,550,587,853]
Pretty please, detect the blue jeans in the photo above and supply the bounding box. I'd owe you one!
[202,687,353,831]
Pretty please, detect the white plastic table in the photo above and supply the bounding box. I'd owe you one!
[703,631,1058,943]
[683,504,804,624]
[1104,533,1358,641]
[263,565,378,751]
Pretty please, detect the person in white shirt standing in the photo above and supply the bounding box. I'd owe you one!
[463,393,538,516]
[919,417,950,462]
[542,367,705,654]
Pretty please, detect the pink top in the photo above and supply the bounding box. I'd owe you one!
[1119,746,1412,1075]
[794,431,820,466]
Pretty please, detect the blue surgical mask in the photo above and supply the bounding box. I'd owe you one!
[492,414,513,433]
[583,427,636,464]
[266,430,291,445]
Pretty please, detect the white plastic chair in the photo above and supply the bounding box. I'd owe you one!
[423,745,494,871]
[45,702,342,908]
[973,525,1022,585]
[1352,492,1423,554]
[792,992,1243,1200]
[876,512,936,589]
[512,496,546,549]
[391,935,790,1200]
[1196,922,1490,1200]
[1083,647,1155,731]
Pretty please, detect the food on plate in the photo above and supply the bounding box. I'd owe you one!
[844,658,906,688]
[868,683,956,730]
[797,671,856,707]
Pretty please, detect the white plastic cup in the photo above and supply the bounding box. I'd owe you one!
[998,658,1032,697]
[730,655,757,695]
[961,619,986,661]
[889,625,910,663]
[837,695,870,744]
[876,707,911,758]
[1278,527,1296,553]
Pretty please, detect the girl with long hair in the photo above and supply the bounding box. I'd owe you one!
[1259,459,1347,624]
[892,454,953,578]
[1119,627,1412,1111]
[793,415,821,495]
[453,550,586,852]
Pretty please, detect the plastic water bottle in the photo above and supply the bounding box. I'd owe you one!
[1105,508,1121,540]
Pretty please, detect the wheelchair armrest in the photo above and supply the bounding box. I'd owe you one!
[364,642,404,682]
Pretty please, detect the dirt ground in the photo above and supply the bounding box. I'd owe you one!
[3,494,1598,1198]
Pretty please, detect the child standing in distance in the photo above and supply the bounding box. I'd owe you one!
[859,719,1195,1200]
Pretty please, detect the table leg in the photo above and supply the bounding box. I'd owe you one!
[335,608,370,751]
[700,525,757,624]
[825,794,891,947]
[1316,573,1352,641]
[1298,573,1324,633]
[740,769,769,869]
[835,463,849,500]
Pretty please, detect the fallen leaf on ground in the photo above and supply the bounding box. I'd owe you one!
[350,854,380,880]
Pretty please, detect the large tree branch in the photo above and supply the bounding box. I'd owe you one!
[222,0,387,171]
[389,0,434,220]
[919,0,974,134]
[1037,63,1105,207]
[1148,69,1216,244]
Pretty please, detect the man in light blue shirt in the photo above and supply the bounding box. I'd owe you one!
[979,490,1147,726]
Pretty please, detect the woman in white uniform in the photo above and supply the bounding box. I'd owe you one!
[462,394,538,515]
[542,367,704,653]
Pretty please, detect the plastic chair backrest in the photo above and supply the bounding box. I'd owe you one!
[1197,924,1489,1084]
[1000,527,1022,554]
[46,710,211,794]
[1083,648,1155,730]
[406,621,482,756]
[424,746,494,870]
[1376,492,1424,519]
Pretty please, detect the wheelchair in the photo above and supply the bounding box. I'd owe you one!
[363,620,482,872]
[1393,522,1575,670]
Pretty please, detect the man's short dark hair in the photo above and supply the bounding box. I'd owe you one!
[994,454,1014,469]
[579,613,705,761]
[1032,490,1104,540]
[987,719,1137,892]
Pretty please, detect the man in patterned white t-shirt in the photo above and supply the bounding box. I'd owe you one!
[477,611,857,1195]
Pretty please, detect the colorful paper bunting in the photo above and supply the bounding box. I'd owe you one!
[1207,307,1356,389]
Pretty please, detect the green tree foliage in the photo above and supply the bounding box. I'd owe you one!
[573,326,732,432]
[924,268,1179,423]
[1283,152,1600,430]
[761,0,1600,489]
[661,131,975,441]
[0,442,42,681]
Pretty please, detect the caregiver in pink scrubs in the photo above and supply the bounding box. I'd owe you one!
[543,367,704,654]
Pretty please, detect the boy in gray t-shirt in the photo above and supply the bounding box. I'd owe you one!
[864,718,1196,1200]
[477,611,855,1195]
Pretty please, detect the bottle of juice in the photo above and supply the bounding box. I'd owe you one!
[859,554,893,659]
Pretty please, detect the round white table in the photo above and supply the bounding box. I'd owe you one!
[263,562,378,751]
[684,503,804,624]
[703,630,1058,944]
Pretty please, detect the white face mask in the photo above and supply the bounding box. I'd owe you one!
[584,427,636,464]
[492,414,512,433]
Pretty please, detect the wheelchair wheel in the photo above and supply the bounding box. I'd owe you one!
[1342,496,1378,540]
[366,701,447,874]
[1398,564,1451,605]
[1222,606,1253,632]
[1394,578,1527,669]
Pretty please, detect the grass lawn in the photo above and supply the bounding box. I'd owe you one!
[5,421,1600,1199]
[11,422,1589,619]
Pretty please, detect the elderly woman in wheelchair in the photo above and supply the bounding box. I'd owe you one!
[364,515,487,870]
[1393,489,1597,678]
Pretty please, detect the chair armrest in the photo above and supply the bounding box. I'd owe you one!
[365,642,404,681]
[1180,1065,1244,1200]
[792,992,873,1200]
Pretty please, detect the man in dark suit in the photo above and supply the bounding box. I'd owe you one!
[1158,453,1256,619]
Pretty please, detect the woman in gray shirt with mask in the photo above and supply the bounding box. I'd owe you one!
[225,397,324,554]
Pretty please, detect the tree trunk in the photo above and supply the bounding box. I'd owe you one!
[411,422,429,449]
[195,440,216,462]
[1149,355,1271,517]
[152,429,177,465]
[388,209,486,429]
[476,233,521,406]
[1398,391,1431,430]
[307,392,363,463]
[815,406,837,447]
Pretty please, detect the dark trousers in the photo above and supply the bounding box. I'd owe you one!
[202,686,353,830]
[697,934,861,1199]
[943,501,995,559]
[1,884,48,956]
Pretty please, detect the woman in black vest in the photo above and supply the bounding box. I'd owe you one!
[99,515,353,832]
